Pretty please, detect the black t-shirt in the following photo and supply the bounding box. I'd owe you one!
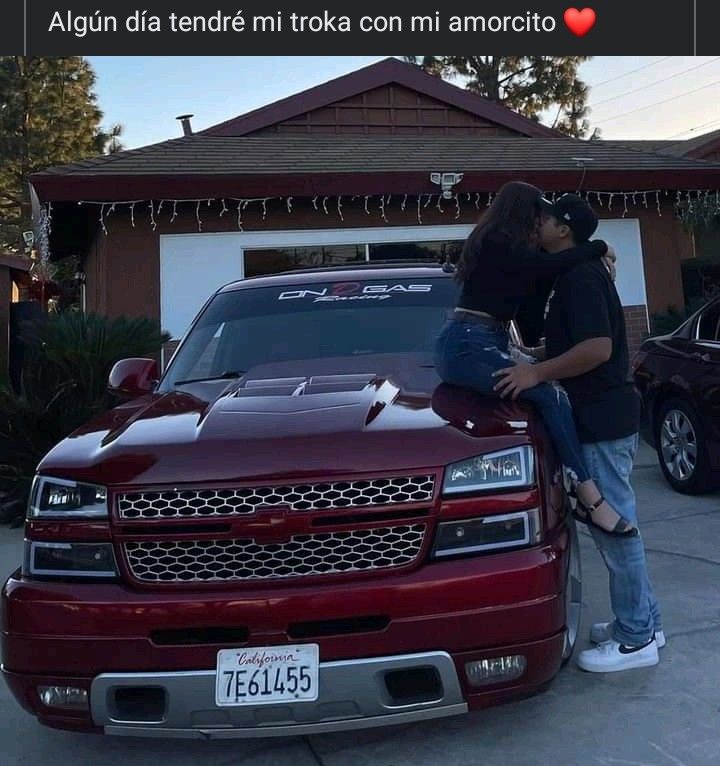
[457,230,607,321]
[544,260,641,443]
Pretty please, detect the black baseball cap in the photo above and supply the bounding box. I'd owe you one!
[538,193,598,242]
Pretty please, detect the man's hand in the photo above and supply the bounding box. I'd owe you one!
[492,362,541,400]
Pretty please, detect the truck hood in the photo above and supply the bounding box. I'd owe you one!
[39,355,537,486]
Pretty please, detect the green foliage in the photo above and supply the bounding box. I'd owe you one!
[0,313,169,524]
[0,56,123,251]
[404,56,593,137]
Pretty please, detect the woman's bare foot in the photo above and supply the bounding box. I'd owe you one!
[575,481,636,536]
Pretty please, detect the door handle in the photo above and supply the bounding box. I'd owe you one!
[691,352,711,363]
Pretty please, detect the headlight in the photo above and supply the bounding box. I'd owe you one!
[431,510,542,559]
[28,476,108,519]
[23,541,119,579]
[442,446,534,495]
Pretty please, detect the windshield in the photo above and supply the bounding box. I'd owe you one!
[159,276,459,391]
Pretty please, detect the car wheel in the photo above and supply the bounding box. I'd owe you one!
[561,517,582,666]
[655,398,714,494]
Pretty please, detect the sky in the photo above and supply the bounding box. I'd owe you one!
[86,56,720,149]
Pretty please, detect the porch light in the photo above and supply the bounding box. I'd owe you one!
[465,656,526,687]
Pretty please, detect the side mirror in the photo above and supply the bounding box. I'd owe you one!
[108,358,158,398]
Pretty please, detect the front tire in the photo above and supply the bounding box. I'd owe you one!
[561,517,582,666]
[655,398,714,494]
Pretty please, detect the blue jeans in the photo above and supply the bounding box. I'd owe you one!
[582,434,663,646]
[434,318,591,483]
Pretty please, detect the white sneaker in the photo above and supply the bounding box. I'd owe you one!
[577,638,659,673]
[590,621,666,649]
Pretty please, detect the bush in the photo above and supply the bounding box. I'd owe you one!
[0,313,170,525]
[649,298,706,337]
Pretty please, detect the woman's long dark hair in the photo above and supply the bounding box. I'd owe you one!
[455,181,543,283]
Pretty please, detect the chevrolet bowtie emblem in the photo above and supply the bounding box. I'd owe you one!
[242,508,308,543]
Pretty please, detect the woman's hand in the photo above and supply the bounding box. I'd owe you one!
[602,253,617,281]
[492,362,541,400]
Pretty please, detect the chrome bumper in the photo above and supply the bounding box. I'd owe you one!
[91,651,468,739]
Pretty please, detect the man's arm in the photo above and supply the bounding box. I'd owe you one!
[494,263,614,400]
[535,337,611,381]
[493,338,610,399]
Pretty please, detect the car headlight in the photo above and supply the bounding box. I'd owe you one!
[431,510,542,559]
[442,446,534,495]
[28,476,108,519]
[23,541,119,579]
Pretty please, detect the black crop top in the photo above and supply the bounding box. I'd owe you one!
[456,230,607,321]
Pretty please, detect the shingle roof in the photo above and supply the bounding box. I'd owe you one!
[605,140,680,154]
[0,253,31,272]
[608,129,720,160]
[35,135,720,177]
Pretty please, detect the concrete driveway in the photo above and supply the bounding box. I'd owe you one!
[2,444,719,766]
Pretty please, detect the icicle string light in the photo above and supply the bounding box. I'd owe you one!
[67,189,720,236]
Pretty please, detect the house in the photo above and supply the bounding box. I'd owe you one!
[0,253,32,383]
[30,58,720,361]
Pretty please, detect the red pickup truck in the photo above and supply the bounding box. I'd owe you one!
[2,263,581,738]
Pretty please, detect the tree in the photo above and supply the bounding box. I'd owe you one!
[404,56,594,138]
[95,122,125,154]
[0,57,122,251]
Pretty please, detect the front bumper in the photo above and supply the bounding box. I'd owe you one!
[2,535,569,735]
[90,651,466,738]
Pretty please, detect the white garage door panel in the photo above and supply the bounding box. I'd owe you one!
[160,234,243,339]
[595,219,647,307]
[159,220,647,340]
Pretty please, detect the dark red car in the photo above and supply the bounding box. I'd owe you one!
[634,296,720,494]
[2,264,581,738]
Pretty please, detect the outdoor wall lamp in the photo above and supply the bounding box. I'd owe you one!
[430,172,464,199]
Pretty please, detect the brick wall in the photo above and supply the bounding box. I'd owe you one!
[623,305,650,361]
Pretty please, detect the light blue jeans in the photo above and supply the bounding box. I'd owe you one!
[582,434,663,646]
[434,318,591,483]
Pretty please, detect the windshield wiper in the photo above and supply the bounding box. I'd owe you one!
[173,371,246,386]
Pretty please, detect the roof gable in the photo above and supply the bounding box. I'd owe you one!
[681,127,720,159]
[201,57,560,139]
[614,128,720,161]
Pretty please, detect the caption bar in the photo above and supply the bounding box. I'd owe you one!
[2,0,719,55]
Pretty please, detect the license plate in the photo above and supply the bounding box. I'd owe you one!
[215,644,319,706]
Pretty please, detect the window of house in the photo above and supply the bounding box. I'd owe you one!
[368,240,463,262]
[244,245,365,277]
[244,240,464,278]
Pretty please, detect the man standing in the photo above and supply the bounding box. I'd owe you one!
[494,194,663,672]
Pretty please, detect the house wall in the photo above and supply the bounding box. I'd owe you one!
[86,195,693,358]
[0,267,10,378]
[249,85,520,137]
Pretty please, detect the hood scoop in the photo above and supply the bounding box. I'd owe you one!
[235,374,378,398]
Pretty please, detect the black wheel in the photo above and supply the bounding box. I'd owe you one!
[561,517,582,666]
[655,398,715,494]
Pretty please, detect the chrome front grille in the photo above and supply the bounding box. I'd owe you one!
[124,525,426,582]
[117,477,435,520]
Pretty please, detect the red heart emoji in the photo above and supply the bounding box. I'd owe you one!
[564,8,596,36]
